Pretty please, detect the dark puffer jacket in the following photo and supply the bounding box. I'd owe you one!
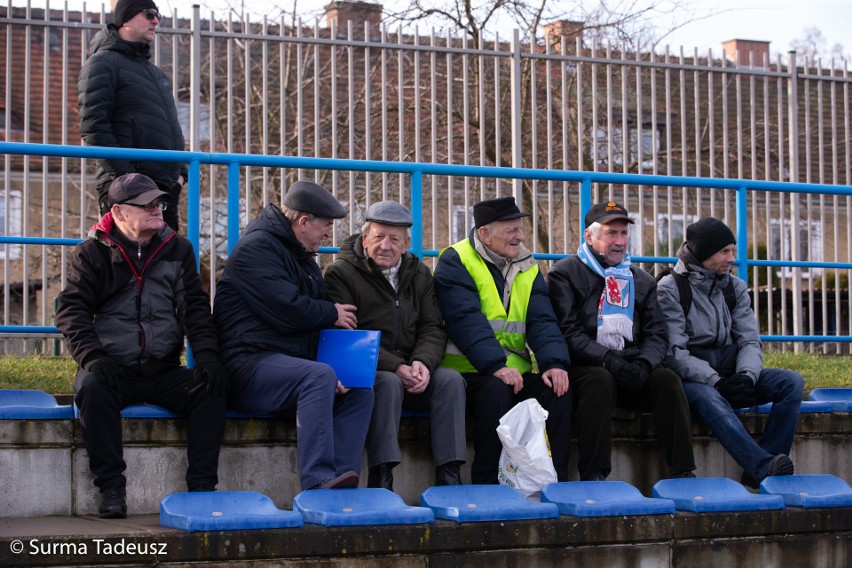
[547,255,669,368]
[324,233,447,373]
[55,214,218,378]
[78,25,186,196]
[213,204,339,399]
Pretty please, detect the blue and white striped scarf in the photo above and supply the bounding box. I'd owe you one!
[576,242,634,350]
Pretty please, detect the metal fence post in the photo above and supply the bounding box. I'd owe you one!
[788,51,804,349]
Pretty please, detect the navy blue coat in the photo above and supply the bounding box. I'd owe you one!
[433,235,570,376]
[213,204,339,399]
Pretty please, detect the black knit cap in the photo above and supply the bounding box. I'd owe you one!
[686,217,737,262]
[113,0,158,28]
[281,180,347,219]
[473,196,530,228]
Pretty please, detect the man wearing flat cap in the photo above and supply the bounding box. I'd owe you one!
[214,180,374,490]
[433,196,572,484]
[657,216,803,488]
[548,201,696,481]
[56,173,227,518]
[324,201,466,490]
[78,0,187,230]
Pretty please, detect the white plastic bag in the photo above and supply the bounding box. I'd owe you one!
[496,398,558,498]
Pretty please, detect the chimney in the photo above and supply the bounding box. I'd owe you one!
[324,1,383,38]
[722,39,770,66]
[543,20,584,52]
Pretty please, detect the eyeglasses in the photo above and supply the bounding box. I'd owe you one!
[141,9,161,21]
[126,201,168,212]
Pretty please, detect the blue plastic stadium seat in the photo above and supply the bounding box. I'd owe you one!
[121,404,183,418]
[0,389,74,419]
[808,388,852,411]
[420,484,559,523]
[160,491,303,531]
[652,477,785,512]
[751,401,841,414]
[760,474,852,508]
[315,329,381,389]
[540,481,676,517]
[293,488,434,526]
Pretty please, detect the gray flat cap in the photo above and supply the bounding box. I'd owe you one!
[365,200,413,227]
[282,180,347,219]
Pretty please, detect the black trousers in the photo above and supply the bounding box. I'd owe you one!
[74,366,226,492]
[464,372,573,484]
[569,365,696,479]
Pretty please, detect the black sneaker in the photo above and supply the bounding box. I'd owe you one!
[672,471,697,479]
[742,454,794,489]
[99,486,127,519]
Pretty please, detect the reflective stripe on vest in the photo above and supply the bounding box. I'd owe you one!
[441,239,537,374]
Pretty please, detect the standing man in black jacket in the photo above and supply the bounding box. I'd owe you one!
[56,173,227,519]
[78,0,186,230]
[324,201,466,491]
[548,201,696,480]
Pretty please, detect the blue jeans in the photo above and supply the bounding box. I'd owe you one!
[233,353,374,490]
[682,368,803,480]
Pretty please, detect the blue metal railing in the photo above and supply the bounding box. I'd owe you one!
[2,141,852,344]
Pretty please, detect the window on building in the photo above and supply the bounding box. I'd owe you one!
[176,102,211,143]
[451,204,473,244]
[769,218,823,278]
[594,121,663,169]
[655,213,699,258]
[0,190,23,261]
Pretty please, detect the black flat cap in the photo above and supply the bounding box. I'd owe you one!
[281,180,347,219]
[473,196,530,228]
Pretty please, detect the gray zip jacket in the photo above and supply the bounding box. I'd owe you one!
[656,243,762,387]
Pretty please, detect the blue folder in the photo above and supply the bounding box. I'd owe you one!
[316,329,381,389]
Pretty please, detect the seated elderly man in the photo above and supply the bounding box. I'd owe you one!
[433,196,572,485]
[657,217,803,488]
[548,201,696,481]
[324,200,466,490]
[56,173,227,518]
[214,180,374,490]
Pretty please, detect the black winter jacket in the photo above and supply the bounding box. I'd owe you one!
[213,204,339,399]
[547,255,669,368]
[433,234,570,376]
[324,233,447,373]
[56,215,218,378]
[78,25,186,194]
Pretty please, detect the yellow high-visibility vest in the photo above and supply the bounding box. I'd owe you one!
[441,239,535,374]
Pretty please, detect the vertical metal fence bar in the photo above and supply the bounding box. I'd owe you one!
[446,31,455,239]
[634,48,644,254]
[720,55,730,218]
[816,58,826,351]
[397,26,404,201]
[363,21,372,210]
[679,48,687,245]
[347,21,355,234]
[804,56,815,350]
[40,1,50,327]
[430,30,438,252]
[3,0,12,326]
[845,61,851,345]
[528,35,538,252]
[830,59,841,351]
[330,21,339,239]
[478,35,486,202]
[243,13,252,220]
[748,54,758,316]
[561,37,569,252]
[605,42,613,195]
[261,16,269,205]
[664,47,673,255]
[787,51,804,348]
[576,36,583,174]
[313,22,321,185]
[22,2,31,327]
[620,44,629,207]
[208,10,217,295]
[708,50,716,213]
[380,24,388,198]
[650,48,659,259]
[280,16,287,197]
[545,40,554,255]
[694,48,702,211]
[462,35,472,229]
[494,34,503,196]
[60,3,69,292]
[510,30,522,204]
[296,19,304,180]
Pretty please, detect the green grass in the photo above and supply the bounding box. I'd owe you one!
[0,352,848,397]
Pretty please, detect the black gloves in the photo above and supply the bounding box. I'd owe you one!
[715,372,757,408]
[603,351,649,395]
[90,358,123,388]
[193,360,229,397]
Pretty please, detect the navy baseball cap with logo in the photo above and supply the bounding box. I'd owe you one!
[584,201,634,226]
